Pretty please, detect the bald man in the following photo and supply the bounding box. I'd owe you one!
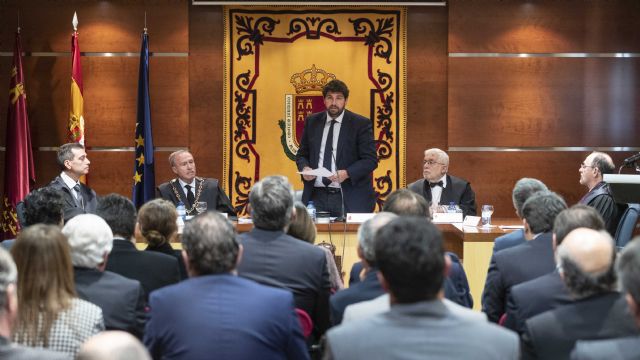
[77,331,150,360]
[521,229,639,360]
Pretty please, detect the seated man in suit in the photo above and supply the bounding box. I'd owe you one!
[578,151,623,236]
[571,236,640,360]
[237,176,331,341]
[48,143,97,222]
[62,214,147,338]
[330,212,397,325]
[324,217,518,360]
[522,228,639,359]
[295,79,378,217]
[493,178,548,254]
[482,191,567,323]
[407,148,477,217]
[97,194,180,301]
[156,150,235,216]
[504,205,605,334]
[144,212,309,360]
[0,247,68,360]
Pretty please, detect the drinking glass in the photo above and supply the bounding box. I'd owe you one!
[195,201,208,214]
[481,204,494,227]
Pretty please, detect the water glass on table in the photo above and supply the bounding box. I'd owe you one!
[195,201,208,215]
[481,204,494,227]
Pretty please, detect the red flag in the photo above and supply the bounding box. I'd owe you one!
[1,30,35,240]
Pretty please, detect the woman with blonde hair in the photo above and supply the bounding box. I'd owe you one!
[137,199,186,279]
[12,224,103,357]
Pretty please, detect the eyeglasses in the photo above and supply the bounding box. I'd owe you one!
[580,163,595,169]
[423,160,444,166]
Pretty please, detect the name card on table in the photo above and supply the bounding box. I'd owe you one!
[431,212,464,224]
[463,216,481,227]
[346,213,376,223]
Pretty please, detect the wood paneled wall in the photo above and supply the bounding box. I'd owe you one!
[0,1,638,217]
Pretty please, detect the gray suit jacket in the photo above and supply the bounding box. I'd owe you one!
[0,336,67,360]
[571,336,640,360]
[325,300,518,360]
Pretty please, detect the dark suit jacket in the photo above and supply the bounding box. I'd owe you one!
[144,274,309,360]
[145,242,188,280]
[482,232,556,323]
[522,292,639,360]
[156,177,235,215]
[74,267,147,338]
[580,182,623,236]
[295,110,378,213]
[493,229,526,253]
[330,269,384,325]
[407,175,477,217]
[48,175,98,222]
[505,270,573,334]
[237,228,332,340]
[571,336,640,360]
[105,239,181,301]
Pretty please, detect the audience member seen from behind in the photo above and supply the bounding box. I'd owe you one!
[12,224,104,357]
[571,236,640,360]
[136,199,186,279]
[288,202,343,292]
[144,212,309,360]
[63,214,146,338]
[323,217,518,360]
[77,331,151,360]
[0,247,67,359]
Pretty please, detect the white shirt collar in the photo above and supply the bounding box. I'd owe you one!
[60,172,80,190]
[326,109,345,124]
[178,178,197,189]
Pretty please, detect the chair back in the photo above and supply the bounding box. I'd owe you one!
[614,204,640,250]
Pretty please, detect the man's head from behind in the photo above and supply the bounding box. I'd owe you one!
[0,247,17,336]
[77,331,151,360]
[62,214,113,270]
[382,189,430,218]
[511,178,548,218]
[557,228,616,300]
[57,143,90,180]
[553,204,605,248]
[617,238,640,326]
[23,187,65,227]
[249,175,294,231]
[182,212,239,277]
[375,217,444,304]
[96,194,136,240]
[521,190,567,237]
[357,212,398,268]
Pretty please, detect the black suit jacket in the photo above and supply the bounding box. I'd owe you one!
[156,177,236,215]
[505,270,573,334]
[330,269,384,325]
[295,110,378,213]
[407,175,477,217]
[105,239,181,301]
[237,228,332,340]
[522,292,639,360]
[48,175,98,222]
[482,232,556,323]
[74,267,147,338]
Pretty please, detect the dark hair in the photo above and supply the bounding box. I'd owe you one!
[96,194,137,239]
[561,255,616,299]
[590,152,615,175]
[182,212,238,275]
[374,217,444,303]
[23,187,65,226]
[511,178,548,217]
[617,237,640,306]
[288,202,317,243]
[56,143,84,170]
[553,205,605,245]
[249,176,294,230]
[522,191,567,234]
[322,79,349,99]
[383,189,430,218]
[137,199,177,247]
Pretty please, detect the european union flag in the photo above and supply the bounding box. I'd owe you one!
[132,31,155,208]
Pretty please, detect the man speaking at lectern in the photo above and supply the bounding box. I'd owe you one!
[295,80,378,216]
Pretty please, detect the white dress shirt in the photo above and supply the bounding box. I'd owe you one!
[314,110,345,188]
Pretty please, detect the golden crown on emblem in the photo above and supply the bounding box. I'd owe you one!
[290,64,336,94]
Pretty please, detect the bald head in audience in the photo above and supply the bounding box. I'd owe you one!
[78,331,150,360]
[557,228,616,299]
[382,189,430,218]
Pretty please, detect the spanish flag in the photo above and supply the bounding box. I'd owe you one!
[1,29,35,240]
[69,12,85,182]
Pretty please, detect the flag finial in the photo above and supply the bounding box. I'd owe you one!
[144,11,147,34]
[72,12,78,31]
[17,11,20,33]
